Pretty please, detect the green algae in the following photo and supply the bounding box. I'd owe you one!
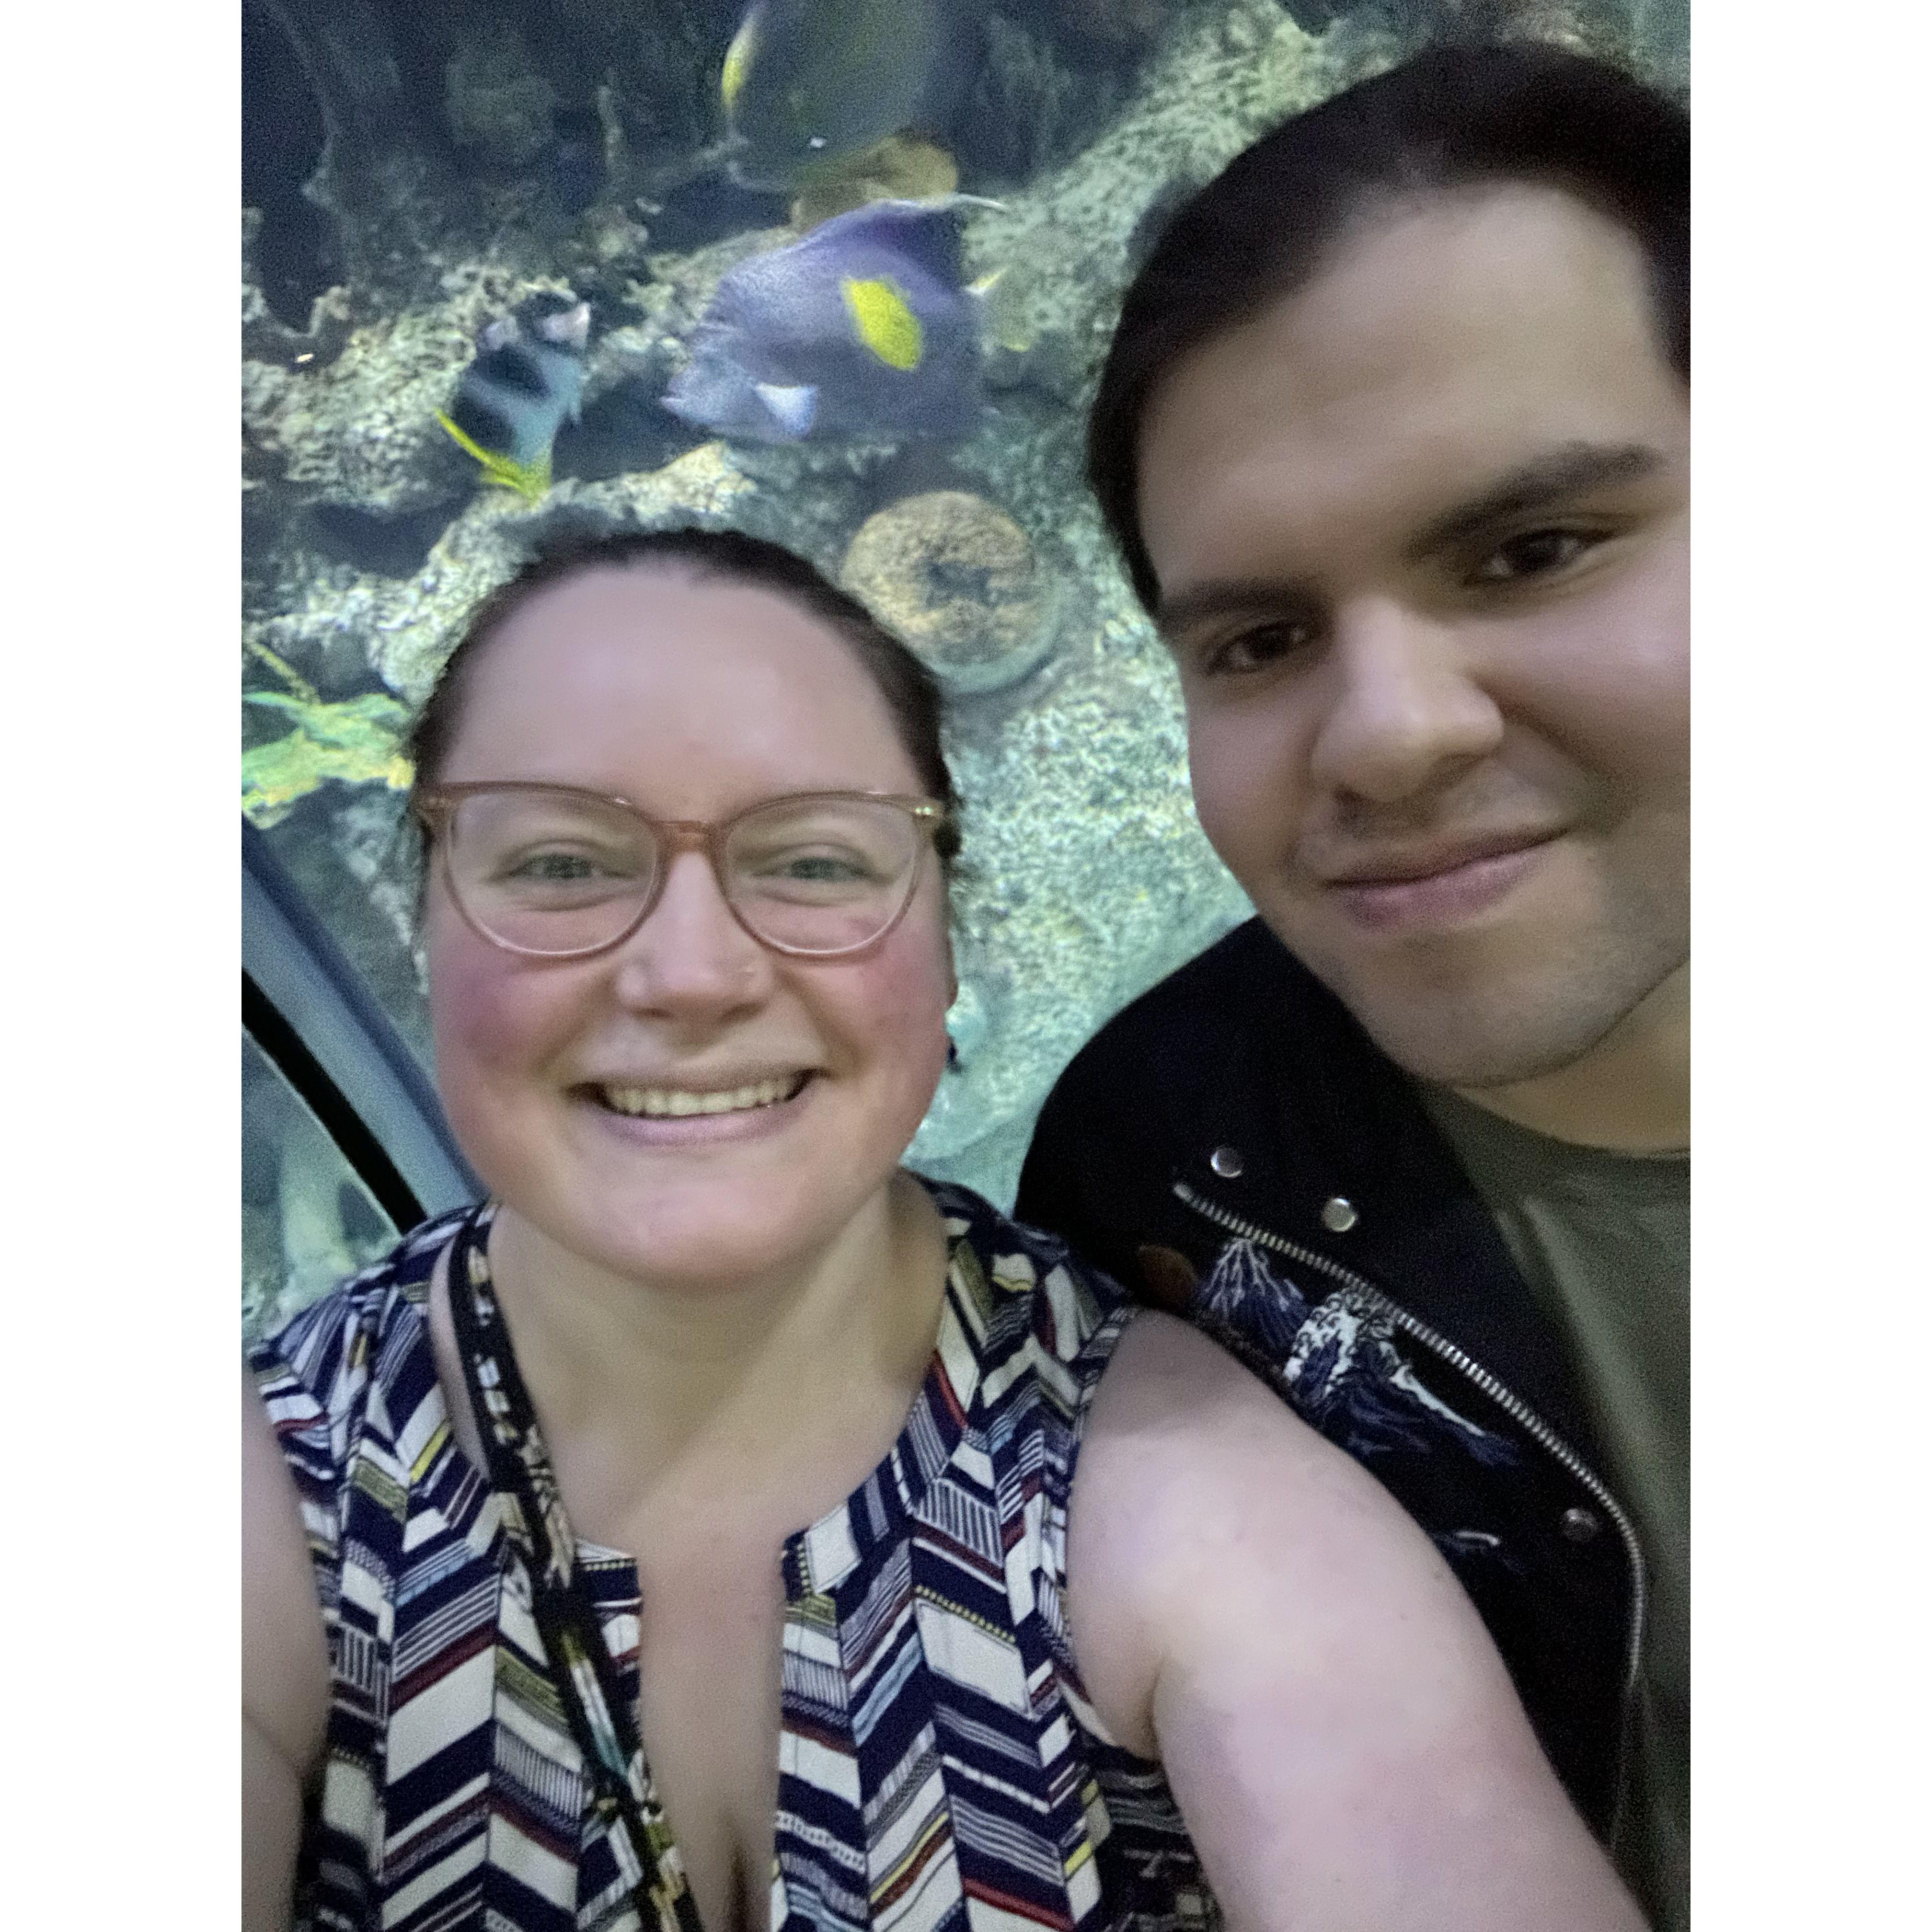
[242,691,414,827]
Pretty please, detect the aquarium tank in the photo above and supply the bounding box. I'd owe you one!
[242,0,1690,1339]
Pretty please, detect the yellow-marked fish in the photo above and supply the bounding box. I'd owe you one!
[841,276,922,369]
[721,0,984,192]
[437,293,590,501]
[663,198,995,446]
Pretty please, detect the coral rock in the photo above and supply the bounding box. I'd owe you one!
[841,492,1053,694]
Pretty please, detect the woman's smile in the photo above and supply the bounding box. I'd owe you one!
[588,1072,810,1119]
[572,1070,817,1145]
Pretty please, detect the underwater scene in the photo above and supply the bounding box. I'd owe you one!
[242,0,1689,1334]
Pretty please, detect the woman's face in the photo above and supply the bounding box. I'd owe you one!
[424,566,954,1292]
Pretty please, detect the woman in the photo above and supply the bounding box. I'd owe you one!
[244,528,1642,1932]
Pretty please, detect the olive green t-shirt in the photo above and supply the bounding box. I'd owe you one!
[1419,1083,1688,1932]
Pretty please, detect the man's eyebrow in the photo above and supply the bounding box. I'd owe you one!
[1402,442,1667,562]
[1152,443,1668,638]
[1154,577,1322,645]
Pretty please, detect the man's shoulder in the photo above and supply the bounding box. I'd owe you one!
[1108,913,1309,1017]
[1015,918,1400,1279]
[1036,919,1382,1141]
[1052,918,1327,1092]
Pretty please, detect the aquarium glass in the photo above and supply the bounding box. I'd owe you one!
[242,0,1690,1221]
[242,1031,399,1347]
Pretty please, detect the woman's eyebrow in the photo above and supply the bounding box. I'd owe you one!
[1401,441,1666,562]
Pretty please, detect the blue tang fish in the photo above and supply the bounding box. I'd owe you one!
[662,198,989,446]
[437,293,591,501]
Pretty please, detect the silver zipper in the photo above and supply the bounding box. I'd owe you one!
[1173,1179,1648,1703]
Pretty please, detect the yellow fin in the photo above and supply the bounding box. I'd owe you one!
[436,410,551,502]
[841,277,922,371]
[721,16,756,110]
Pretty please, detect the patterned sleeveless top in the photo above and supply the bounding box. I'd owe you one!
[251,1179,1219,1932]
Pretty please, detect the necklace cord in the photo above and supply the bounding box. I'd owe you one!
[444,1208,708,1932]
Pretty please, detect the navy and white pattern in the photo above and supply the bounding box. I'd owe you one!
[252,1181,1219,1931]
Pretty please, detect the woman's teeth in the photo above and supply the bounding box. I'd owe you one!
[597,1075,804,1118]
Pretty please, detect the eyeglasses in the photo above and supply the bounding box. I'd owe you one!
[415,782,950,960]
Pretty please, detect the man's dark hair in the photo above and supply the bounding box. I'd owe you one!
[1088,43,1690,610]
[407,524,961,874]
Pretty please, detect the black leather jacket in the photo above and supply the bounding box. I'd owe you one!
[1016,917,1643,1835]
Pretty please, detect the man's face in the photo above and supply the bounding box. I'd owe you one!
[1136,183,1689,1089]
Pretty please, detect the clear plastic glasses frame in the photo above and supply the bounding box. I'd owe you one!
[415,782,950,960]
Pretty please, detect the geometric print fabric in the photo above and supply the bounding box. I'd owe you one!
[251,1181,1220,1931]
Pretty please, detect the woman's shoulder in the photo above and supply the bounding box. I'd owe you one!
[248,1206,474,1447]
[919,1175,1133,1377]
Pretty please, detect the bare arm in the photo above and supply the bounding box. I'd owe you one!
[1067,1314,1645,1932]
[242,1371,332,1932]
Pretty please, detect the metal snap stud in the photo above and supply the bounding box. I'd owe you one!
[1208,1145,1245,1179]
[1321,1196,1359,1233]
[1560,1506,1601,1544]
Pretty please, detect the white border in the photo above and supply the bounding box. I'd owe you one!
[1695,0,1931,1922]
[6,7,238,1907]
[12,1,1929,1919]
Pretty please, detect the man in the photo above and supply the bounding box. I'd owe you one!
[1017,44,1688,1932]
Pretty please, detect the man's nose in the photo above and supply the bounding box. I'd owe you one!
[608,849,771,1014]
[1306,598,1503,805]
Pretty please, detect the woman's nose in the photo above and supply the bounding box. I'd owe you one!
[607,849,772,1015]
[1306,598,1504,805]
